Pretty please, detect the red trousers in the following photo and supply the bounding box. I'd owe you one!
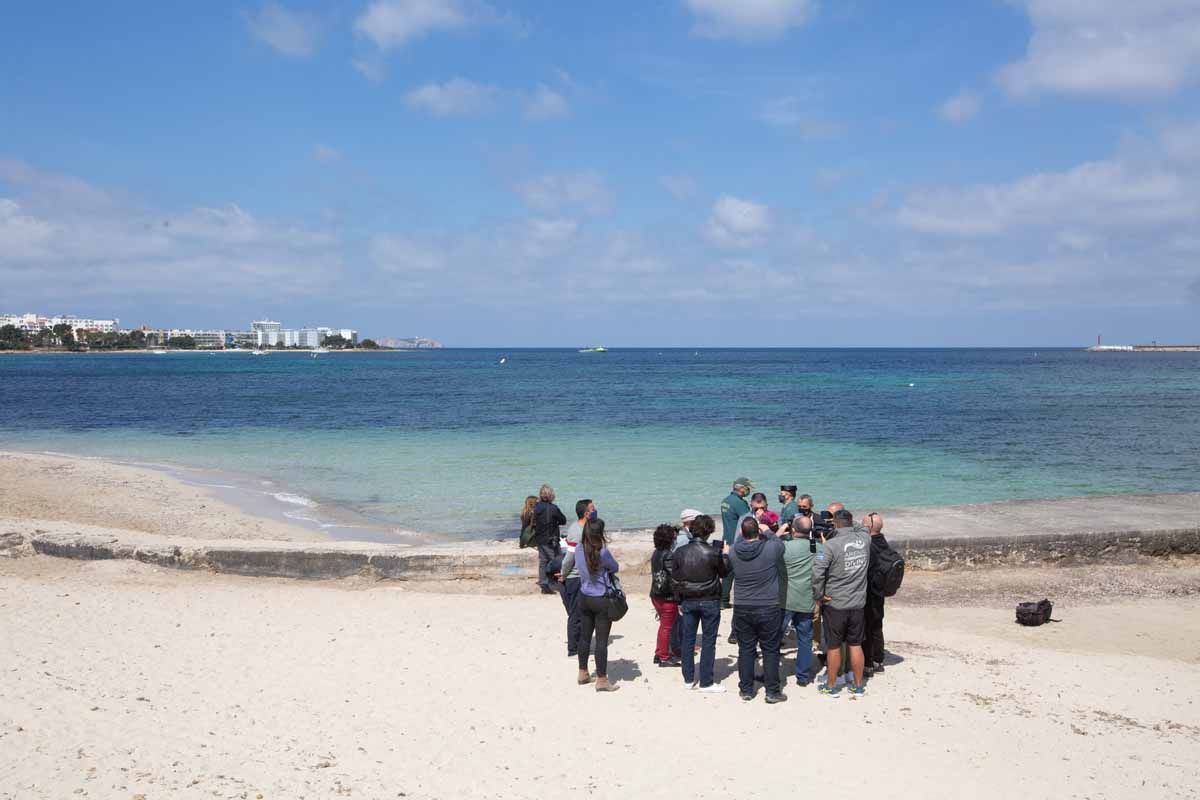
[651,597,680,660]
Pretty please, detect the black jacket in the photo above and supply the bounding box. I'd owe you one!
[867,533,890,603]
[533,501,566,545]
[668,539,730,601]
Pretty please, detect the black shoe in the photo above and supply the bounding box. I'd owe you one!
[540,586,555,595]
[654,656,681,668]
[765,692,788,704]
[739,691,754,702]
[727,633,737,645]
[873,663,885,674]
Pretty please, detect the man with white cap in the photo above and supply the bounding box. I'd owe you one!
[675,508,702,551]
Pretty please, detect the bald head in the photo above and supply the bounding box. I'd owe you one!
[792,515,813,535]
[826,501,845,516]
[865,512,884,535]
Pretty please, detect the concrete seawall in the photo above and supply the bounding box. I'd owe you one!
[8,524,1200,582]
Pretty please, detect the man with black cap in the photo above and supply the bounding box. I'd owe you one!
[778,485,799,528]
[719,477,752,608]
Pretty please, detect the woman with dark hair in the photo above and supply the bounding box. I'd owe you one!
[575,517,620,692]
[650,523,681,667]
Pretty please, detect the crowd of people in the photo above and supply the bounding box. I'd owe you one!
[519,478,901,702]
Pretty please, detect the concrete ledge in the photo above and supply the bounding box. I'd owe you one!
[18,524,1200,582]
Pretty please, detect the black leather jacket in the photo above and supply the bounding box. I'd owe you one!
[668,539,730,600]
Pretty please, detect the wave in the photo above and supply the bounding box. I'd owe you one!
[272,492,317,508]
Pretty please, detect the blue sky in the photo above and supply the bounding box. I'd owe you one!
[2,0,1199,345]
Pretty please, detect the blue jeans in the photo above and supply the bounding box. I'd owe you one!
[781,610,815,683]
[679,598,721,687]
[734,606,783,696]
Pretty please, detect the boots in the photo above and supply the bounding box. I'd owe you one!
[595,676,618,692]
[577,669,594,685]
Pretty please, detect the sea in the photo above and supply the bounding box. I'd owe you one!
[2,348,1198,542]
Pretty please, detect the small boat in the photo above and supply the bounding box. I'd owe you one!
[578,346,608,353]
[251,349,268,356]
[150,349,167,355]
[499,357,507,364]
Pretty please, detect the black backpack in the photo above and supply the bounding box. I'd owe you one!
[650,550,673,599]
[1016,599,1053,626]
[873,542,905,598]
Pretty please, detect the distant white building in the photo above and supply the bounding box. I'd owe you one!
[252,319,282,347]
[52,315,119,333]
[167,329,226,348]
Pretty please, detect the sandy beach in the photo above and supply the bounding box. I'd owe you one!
[0,453,1198,798]
[0,451,322,543]
[2,552,1198,800]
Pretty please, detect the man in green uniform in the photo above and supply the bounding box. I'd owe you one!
[778,485,799,528]
[720,477,752,608]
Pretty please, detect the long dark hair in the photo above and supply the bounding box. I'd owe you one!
[583,517,607,574]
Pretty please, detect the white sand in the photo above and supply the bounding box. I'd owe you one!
[0,451,321,542]
[2,555,1198,800]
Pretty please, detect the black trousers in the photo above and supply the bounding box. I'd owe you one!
[562,577,582,655]
[577,594,613,676]
[734,606,782,696]
[536,538,560,588]
[864,597,885,665]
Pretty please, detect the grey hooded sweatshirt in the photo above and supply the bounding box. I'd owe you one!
[730,535,785,608]
[812,525,870,610]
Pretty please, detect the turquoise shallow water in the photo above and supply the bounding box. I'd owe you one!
[2,348,1198,540]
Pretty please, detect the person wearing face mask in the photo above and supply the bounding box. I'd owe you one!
[778,486,799,528]
[720,478,753,608]
[558,499,595,657]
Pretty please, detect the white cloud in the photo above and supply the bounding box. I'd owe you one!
[706,194,772,247]
[896,148,1196,238]
[312,144,343,163]
[516,173,614,216]
[661,174,698,201]
[354,0,470,50]
[0,161,341,305]
[404,78,498,116]
[524,85,569,120]
[245,2,320,58]
[370,234,447,273]
[351,57,387,83]
[998,0,1200,98]
[759,96,842,139]
[938,90,980,124]
[686,0,816,42]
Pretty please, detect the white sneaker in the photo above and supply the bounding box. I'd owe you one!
[697,683,727,694]
[682,681,698,691]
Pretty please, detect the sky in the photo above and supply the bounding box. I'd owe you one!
[2,0,1199,346]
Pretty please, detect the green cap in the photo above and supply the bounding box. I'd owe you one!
[733,477,753,489]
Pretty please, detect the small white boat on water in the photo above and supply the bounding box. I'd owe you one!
[150,349,167,355]
[578,346,608,353]
[251,349,268,356]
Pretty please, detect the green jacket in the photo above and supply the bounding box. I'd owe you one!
[779,499,799,526]
[720,492,750,543]
[779,536,821,613]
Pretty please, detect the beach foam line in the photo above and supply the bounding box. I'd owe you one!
[272,492,317,508]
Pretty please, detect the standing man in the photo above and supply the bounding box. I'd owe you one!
[780,515,821,686]
[863,512,889,676]
[730,516,788,704]
[669,515,730,693]
[812,509,870,698]
[719,478,753,608]
[778,486,799,528]
[533,484,567,595]
[558,499,593,656]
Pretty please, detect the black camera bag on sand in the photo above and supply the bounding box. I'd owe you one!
[1015,599,1053,626]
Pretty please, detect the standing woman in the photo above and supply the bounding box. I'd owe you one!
[575,518,620,692]
[533,485,567,594]
[518,495,538,549]
[650,524,681,667]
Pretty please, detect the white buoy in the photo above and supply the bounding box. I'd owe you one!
[908,383,915,387]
